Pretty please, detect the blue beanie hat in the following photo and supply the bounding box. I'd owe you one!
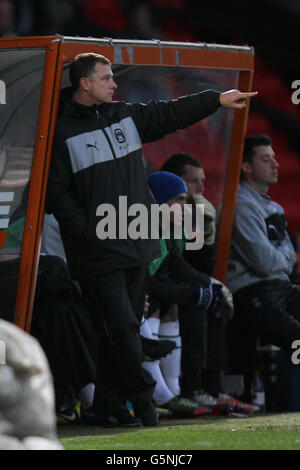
[147,171,188,204]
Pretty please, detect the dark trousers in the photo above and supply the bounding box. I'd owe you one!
[80,265,155,418]
[32,292,97,408]
[179,306,227,397]
[228,279,300,399]
[206,316,227,371]
[179,304,207,397]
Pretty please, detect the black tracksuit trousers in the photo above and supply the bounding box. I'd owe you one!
[80,265,155,419]
[228,279,300,400]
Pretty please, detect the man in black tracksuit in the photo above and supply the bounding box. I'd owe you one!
[46,52,256,426]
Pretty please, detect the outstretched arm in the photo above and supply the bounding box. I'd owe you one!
[220,89,258,109]
[130,89,257,143]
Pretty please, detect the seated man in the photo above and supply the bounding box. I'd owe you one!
[226,134,300,401]
[161,152,216,274]
[146,171,230,414]
[0,252,98,424]
[160,153,253,414]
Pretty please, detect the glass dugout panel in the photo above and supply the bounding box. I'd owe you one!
[0,47,45,322]
[114,65,238,209]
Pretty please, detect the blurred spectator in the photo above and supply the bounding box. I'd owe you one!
[15,0,33,35]
[0,0,16,36]
[124,1,164,40]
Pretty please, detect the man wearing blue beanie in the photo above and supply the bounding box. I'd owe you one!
[144,171,230,416]
[147,171,188,205]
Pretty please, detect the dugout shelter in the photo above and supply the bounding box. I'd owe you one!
[0,35,254,332]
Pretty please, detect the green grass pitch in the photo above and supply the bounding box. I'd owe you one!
[58,412,300,450]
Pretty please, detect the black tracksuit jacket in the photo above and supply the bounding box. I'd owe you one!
[46,87,221,279]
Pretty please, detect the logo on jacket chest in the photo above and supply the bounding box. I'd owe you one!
[86,141,100,151]
[114,128,126,144]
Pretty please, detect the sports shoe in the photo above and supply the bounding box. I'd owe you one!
[141,336,176,360]
[56,387,80,424]
[158,396,211,419]
[100,414,142,427]
[193,390,218,406]
[218,393,260,413]
[155,406,173,420]
[192,390,230,416]
[96,405,142,428]
[57,406,80,425]
[133,399,159,426]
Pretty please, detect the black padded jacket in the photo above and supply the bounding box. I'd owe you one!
[46,87,221,279]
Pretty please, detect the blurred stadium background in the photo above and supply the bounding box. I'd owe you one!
[1,0,299,257]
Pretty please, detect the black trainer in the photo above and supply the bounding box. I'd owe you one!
[95,405,142,428]
[133,399,159,426]
[159,396,212,419]
[141,336,176,360]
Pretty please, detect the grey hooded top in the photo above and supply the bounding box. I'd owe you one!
[226,182,296,293]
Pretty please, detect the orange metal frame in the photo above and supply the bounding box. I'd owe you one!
[214,70,254,282]
[0,36,61,331]
[0,36,254,331]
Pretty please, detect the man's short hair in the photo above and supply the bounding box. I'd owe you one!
[243,134,273,164]
[69,53,111,91]
[161,152,203,177]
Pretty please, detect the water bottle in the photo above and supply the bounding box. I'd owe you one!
[251,370,266,412]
